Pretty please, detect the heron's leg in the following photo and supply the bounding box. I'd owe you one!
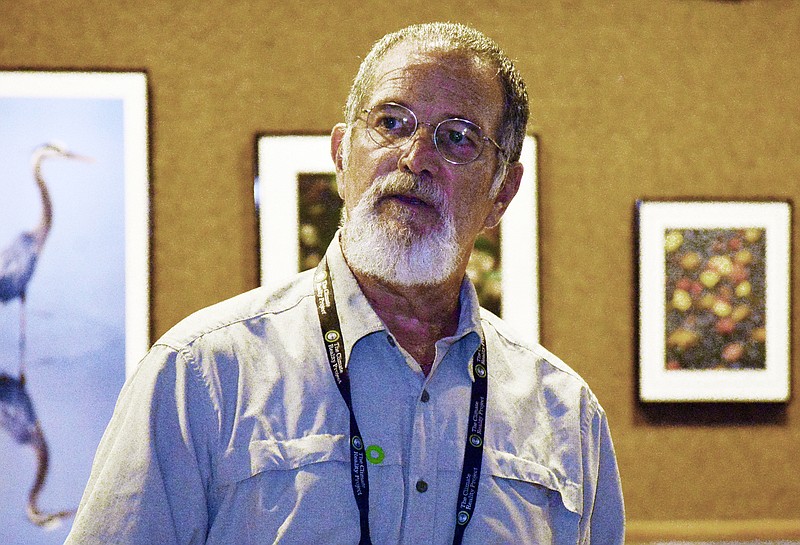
[19,292,27,382]
[26,421,76,527]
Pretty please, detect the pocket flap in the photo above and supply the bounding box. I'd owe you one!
[215,433,349,485]
[484,448,583,516]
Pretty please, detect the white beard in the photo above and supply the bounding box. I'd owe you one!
[340,171,461,287]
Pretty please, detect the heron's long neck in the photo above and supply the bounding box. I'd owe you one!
[32,159,53,248]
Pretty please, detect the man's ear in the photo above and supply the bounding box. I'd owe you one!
[331,123,347,172]
[331,123,348,200]
[484,161,523,229]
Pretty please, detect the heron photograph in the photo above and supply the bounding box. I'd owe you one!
[0,88,129,544]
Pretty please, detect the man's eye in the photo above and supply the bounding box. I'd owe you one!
[445,129,479,148]
[447,131,465,144]
[379,116,401,130]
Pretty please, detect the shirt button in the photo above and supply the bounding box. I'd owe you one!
[387,335,396,347]
[415,479,428,493]
[420,390,430,403]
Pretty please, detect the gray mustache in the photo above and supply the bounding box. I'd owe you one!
[370,172,446,211]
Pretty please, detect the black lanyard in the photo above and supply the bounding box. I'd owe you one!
[314,258,487,545]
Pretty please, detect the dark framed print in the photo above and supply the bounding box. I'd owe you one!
[256,134,539,341]
[0,71,149,540]
[636,200,791,402]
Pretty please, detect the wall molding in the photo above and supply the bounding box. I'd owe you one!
[627,519,800,542]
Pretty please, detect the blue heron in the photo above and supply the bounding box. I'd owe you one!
[1,142,92,379]
[1,143,90,527]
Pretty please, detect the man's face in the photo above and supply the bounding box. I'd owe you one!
[333,42,519,285]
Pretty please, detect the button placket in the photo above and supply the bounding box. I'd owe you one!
[403,379,438,542]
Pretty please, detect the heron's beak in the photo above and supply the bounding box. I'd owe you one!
[66,152,95,163]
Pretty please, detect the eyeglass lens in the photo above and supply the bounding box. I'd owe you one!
[366,103,486,164]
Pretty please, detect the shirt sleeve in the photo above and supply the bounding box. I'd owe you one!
[64,344,216,545]
[582,400,625,544]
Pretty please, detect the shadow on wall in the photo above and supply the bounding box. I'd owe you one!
[635,402,788,427]
[634,542,800,545]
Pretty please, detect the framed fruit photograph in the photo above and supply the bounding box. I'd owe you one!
[636,200,792,402]
[256,134,540,341]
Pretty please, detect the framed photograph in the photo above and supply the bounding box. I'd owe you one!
[636,200,792,402]
[256,134,539,341]
[0,71,149,541]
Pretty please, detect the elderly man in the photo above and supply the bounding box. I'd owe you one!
[66,22,624,545]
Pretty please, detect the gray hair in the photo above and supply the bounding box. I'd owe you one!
[343,22,529,163]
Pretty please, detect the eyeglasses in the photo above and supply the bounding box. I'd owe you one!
[361,102,506,165]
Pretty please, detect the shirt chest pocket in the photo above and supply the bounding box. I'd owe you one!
[214,433,351,486]
[208,434,361,543]
[481,447,583,521]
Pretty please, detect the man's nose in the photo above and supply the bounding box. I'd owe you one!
[396,124,441,176]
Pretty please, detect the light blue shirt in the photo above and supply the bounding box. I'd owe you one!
[66,238,624,544]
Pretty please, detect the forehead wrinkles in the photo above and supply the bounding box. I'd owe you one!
[365,46,501,116]
[374,67,488,108]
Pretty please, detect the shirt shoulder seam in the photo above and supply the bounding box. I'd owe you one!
[153,289,315,354]
[481,314,603,412]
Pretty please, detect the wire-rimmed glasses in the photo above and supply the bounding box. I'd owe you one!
[361,102,505,165]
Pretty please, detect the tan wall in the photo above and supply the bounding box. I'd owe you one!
[3,0,798,539]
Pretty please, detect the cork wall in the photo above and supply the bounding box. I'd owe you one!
[2,1,798,540]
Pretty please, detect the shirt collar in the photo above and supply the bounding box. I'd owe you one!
[323,232,484,371]
[453,275,483,341]
[324,234,386,360]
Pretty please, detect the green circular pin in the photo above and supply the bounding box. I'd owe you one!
[365,445,385,464]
